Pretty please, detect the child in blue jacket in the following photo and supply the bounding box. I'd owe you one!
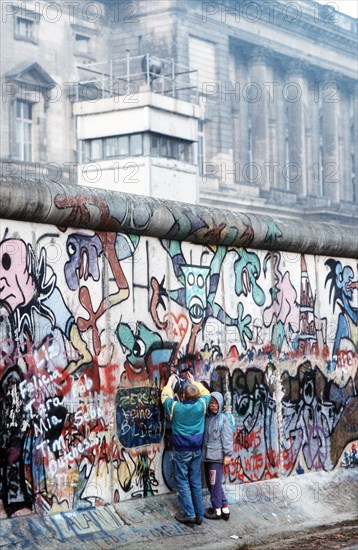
[202,391,233,520]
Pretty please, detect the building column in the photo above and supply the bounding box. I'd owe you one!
[286,61,308,198]
[338,82,352,202]
[306,68,321,197]
[232,57,250,175]
[274,64,287,191]
[248,48,269,190]
[321,71,340,204]
[352,82,358,203]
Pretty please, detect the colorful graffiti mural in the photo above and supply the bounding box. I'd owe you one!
[0,219,357,518]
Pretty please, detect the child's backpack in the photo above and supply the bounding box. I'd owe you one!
[219,411,235,433]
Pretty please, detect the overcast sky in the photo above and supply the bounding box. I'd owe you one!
[316,0,358,18]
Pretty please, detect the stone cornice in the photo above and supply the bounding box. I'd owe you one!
[225,0,357,51]
[186,1,357,70]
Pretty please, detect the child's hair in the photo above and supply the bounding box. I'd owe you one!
[184,384,200,401]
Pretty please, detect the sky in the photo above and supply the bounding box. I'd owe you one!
[316,0,358,19]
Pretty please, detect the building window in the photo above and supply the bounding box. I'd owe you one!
[15,100,32,161]
[151,134,193,163]
[15,15,38,43]
[318,110,324,196]
[81,133,193,163]
[104,137,118,158]
[189,36,216,100]
[351,152,356,203]
[81,134,143,162]
[16,17,33,37]
[131,134,143,156]
[350,97,356,203]
[118,136,129,157]
[75,34,90,55]
[248,123,253,182]
[159,136,168,157]
[82,141,90,163]
[198,122,204,176]
[91,139,103,161]
[284,103,290,191]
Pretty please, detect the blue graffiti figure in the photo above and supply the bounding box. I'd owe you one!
[181,265,211,324]
[215,248,265,349]
[150,240,265,352]
[325,260,358,371]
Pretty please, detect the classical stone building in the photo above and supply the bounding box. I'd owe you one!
[1,0,357,225]
[0,1,110,183]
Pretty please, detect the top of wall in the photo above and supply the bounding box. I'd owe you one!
[0,176,357,258]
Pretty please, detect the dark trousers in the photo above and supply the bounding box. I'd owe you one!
[204,461,228,509]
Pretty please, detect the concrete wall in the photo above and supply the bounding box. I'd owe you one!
[0,180,357,519]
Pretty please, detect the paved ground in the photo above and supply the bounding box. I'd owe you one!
[241,520,358,549]
[1,468,357,549]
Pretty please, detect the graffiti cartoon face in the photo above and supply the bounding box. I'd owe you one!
[325,259,357,309]
[116,322,171,382]
[118,322,160,367]
[302,374,315,405]
[181,265,210,324]
[336,264,355,300]
[64,234,103,291]
[0,239,35,312]
[234,250,265,306]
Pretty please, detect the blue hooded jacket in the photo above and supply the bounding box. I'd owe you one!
[202,392,233,462]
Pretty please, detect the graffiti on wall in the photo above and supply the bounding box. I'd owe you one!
[325,259,358,371]
[0,220,357,518]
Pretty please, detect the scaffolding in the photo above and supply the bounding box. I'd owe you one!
[73,53,198,103]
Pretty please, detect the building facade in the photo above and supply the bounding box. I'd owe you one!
[1,0,357,224]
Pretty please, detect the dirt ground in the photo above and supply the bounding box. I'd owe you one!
[238,520,358,549]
